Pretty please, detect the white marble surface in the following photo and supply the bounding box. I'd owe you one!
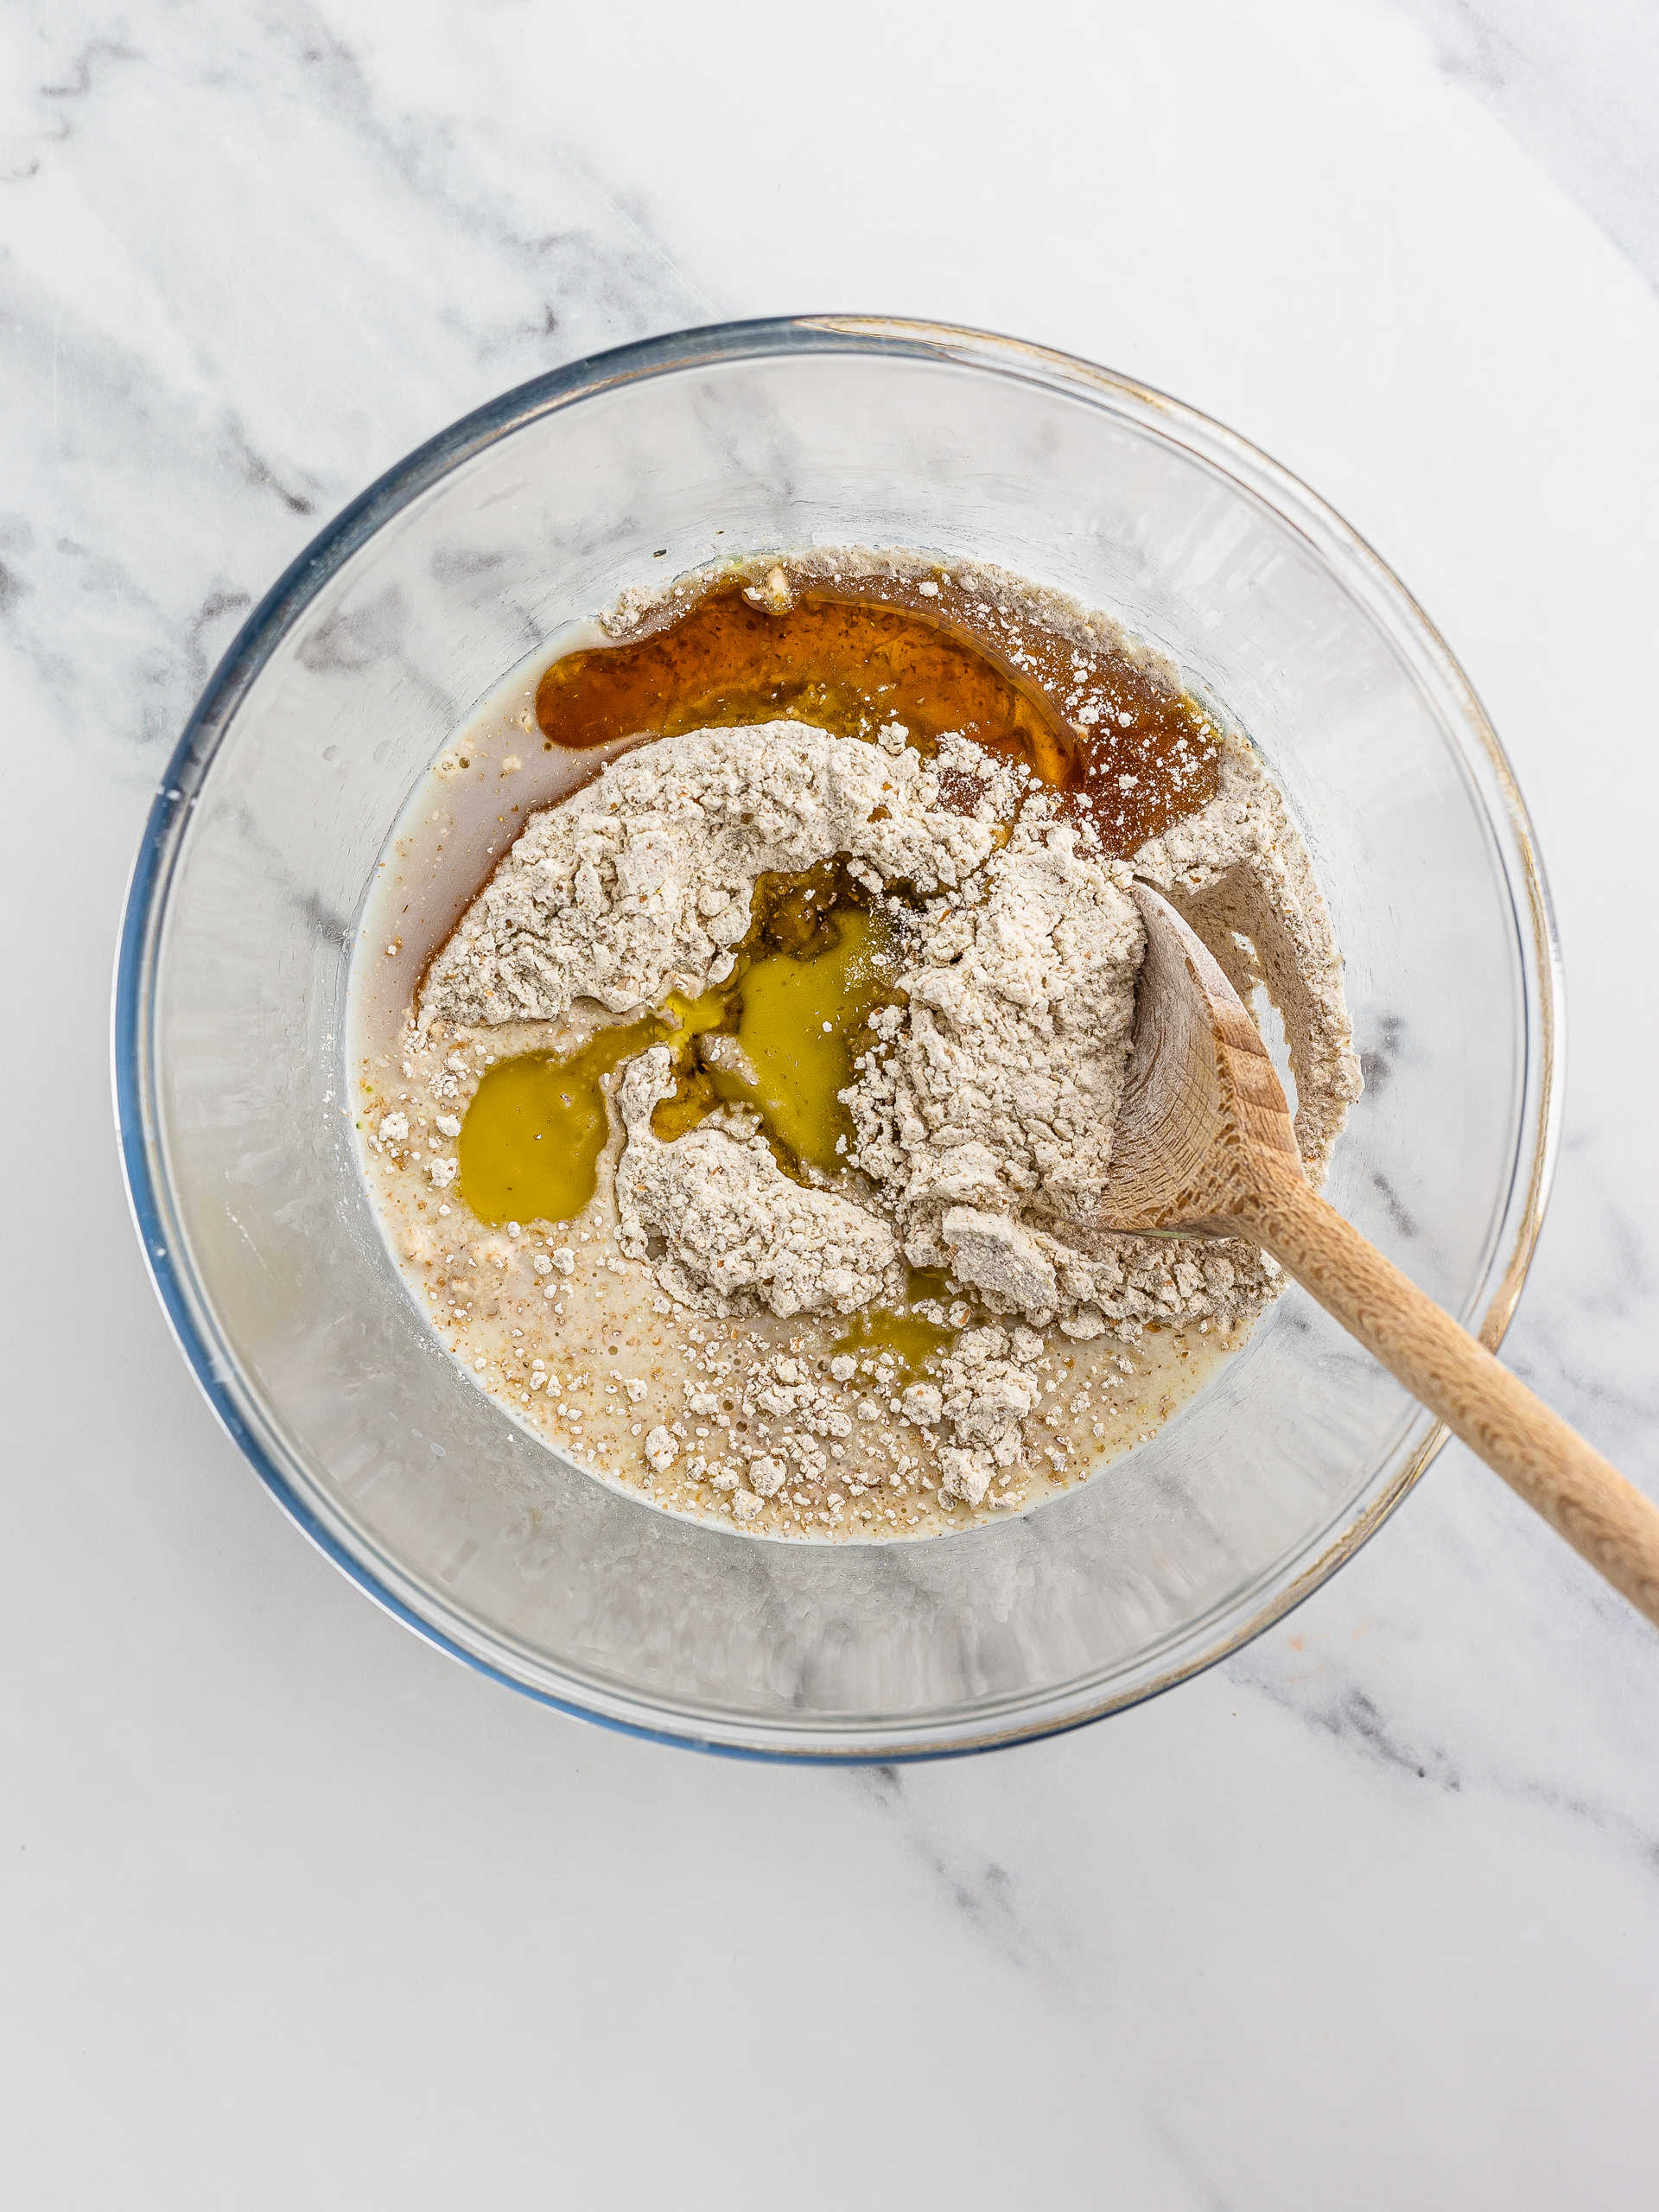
[4,1,1659,2202]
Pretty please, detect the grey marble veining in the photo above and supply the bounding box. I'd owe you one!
[0,2,709,779]
[4,2,1659,2205]
[1390,0,1659,291]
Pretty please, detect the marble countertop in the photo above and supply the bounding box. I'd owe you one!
[5,2,1658,2203]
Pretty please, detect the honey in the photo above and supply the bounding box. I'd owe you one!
[535,570,1219,855]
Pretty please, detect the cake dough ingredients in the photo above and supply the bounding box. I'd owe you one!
[362,549,1361,1535]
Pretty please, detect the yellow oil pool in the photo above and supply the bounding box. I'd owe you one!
[457,861,904,1224]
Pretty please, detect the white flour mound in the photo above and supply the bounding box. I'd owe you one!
[842,806,1146,1287]
[615,1046,902,1319]
[1134,744,1357,1173]
[421,721,998,1027]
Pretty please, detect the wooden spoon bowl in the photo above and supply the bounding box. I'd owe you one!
[1090,882,1659,1630]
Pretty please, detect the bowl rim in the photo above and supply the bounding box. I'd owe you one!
[112,313,1564,1761]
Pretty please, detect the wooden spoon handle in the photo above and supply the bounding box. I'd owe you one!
[1236,1160,1659,1628]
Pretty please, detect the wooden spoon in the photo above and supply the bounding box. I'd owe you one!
[1093,880,1659,1630]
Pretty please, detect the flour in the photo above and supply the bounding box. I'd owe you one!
[830,734,1363,1499]
[841,801,1147,1281]
[420,721,998,1028]
[1135,743,1359,1174]
[394,554,1361,1527]
[614,1046,902,1318]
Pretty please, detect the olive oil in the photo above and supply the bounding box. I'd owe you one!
[458,861,900,1222]
[831,1269,960,1377]
[457,1011,667,1226]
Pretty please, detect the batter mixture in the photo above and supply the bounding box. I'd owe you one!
[350,549,1360,1538]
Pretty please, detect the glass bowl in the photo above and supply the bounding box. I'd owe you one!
[115,317,1560,1758]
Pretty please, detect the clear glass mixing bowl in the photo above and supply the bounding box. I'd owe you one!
[115,318,1560,1757]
